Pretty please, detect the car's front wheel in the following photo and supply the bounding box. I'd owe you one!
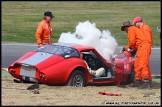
[67,70,86,87]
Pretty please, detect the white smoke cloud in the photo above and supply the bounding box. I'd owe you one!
[58,21,118,60]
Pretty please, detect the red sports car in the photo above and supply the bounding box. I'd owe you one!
[8,43,135,87]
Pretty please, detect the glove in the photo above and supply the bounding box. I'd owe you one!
[119,47,126,53]
[130,49,136,57]
[127,48,131,52]
[38,43,43,48]
[126,48,136,57]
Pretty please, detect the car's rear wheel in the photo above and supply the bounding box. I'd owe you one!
[67,70,86,87]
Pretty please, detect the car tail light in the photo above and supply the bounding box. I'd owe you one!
[9,68,16,74]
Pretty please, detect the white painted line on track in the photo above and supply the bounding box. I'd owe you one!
[2,43,37,46]
[2,43,161,49]
[115,47,161,49]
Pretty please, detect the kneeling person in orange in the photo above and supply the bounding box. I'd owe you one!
[35,11,55,48]
[120,21,152,89]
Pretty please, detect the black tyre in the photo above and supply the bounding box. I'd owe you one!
[126,64,135,84]
[67,70,86,87]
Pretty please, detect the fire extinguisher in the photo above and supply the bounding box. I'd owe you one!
[123,51,132,74]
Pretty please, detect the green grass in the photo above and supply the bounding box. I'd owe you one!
[2,1,161,46]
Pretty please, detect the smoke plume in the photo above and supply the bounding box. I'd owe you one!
[58,21,118,60]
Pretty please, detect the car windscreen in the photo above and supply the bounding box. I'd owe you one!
[35,45,80,58]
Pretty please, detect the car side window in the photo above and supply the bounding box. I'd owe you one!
[62,48,80,58]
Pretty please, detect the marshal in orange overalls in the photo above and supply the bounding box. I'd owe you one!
[124,26,152,81]
[35,20,53,48]
[139,23,153,81]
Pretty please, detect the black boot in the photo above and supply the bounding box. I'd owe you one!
[138,79,151,89]
[129,80,142,87]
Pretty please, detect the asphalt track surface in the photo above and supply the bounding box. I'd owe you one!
[1,42,161,76]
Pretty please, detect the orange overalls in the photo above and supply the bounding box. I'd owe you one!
[124,26,152,81]
[35,20,53,48]
[139,23,153,80]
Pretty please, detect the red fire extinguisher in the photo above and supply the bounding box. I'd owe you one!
[123,51,132,74]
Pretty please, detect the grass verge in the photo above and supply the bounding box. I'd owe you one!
[2,1,161,46]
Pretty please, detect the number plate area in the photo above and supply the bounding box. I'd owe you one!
[20,65,36,78]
